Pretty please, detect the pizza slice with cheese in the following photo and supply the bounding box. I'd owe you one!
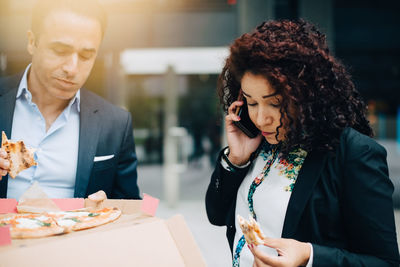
[48,207,122,232]
[237,214,266,245]
[1,131,37,178]
[0,207,122,239]
[0,213,65,239]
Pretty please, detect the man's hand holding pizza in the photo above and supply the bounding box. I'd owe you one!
[0,148,10,179]
[1,131,37,180]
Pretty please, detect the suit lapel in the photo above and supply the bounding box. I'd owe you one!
[74,89,101,197]
[0,74,21,198]
[282,150,327,238]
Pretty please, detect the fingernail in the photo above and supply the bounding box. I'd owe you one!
[247,244,250,249]
[237,116,241,120]
[4,161,10,168]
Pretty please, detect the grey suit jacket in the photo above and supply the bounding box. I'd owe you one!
[0,73,140,199]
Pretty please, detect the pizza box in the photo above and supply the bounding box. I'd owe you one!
[0,199,206,267]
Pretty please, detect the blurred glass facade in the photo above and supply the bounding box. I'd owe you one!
[1,0,399,204]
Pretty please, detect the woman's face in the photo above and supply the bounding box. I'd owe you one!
[240,72,286,144]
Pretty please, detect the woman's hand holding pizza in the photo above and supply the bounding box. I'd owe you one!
[226,101,262,166]
[249,237,311,267]
[0,148,10,179]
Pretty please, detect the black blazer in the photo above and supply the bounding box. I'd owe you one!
[0,73,140,199]
[206,128,399,266]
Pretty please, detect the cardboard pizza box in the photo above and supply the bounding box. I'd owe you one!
[0,199,206,267]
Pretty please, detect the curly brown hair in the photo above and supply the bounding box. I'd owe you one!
[218,19,373,155]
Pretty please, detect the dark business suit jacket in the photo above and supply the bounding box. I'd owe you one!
[0,73,140,199]
[206,128,399,266]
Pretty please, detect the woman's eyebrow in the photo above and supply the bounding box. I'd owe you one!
[242,90,278,99]
[262,92,278,99]
[242,91,251,98]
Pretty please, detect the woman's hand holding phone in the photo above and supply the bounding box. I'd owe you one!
[226,100,263,166]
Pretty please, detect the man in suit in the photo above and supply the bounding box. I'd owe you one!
[0,0,140,200]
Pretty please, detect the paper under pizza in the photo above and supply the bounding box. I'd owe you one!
[1,131,37,178]
[0,207,121,239]
[237,214,266,245]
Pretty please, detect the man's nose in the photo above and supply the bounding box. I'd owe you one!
[62,53,79,76]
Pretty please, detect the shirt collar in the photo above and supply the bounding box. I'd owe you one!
[66,90,81,115]
[16,64,31,100]
[17,63,81,113]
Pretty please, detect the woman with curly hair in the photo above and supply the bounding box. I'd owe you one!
[205,19,399,267]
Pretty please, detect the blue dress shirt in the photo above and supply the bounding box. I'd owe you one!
[7,65,80,200]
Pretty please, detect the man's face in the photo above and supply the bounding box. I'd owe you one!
[27,9,102,100]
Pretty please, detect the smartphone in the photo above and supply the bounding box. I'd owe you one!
[233,92,260,138]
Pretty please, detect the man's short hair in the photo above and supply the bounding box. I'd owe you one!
[31,0,107,38]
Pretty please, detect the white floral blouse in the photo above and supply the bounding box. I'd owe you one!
[222,143,311,267]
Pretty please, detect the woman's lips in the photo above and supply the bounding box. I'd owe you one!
[262,131,275,137]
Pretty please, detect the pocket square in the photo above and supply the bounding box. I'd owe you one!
[94,155,114,162]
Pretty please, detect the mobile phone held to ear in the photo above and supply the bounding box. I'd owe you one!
[233,92,260,138]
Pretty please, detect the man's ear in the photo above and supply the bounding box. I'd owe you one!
[27,30,36,55]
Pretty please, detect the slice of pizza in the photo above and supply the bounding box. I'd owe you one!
[0,213,65,239]
[49,207,121,232]
[237,214,266,246]
[1,131,37,178]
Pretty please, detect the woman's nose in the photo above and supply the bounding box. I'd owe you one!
[256,110,273,127]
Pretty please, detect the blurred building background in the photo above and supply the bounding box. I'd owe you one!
[1,0,399,265]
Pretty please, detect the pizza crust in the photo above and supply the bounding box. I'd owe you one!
[11,225,65,239]
[1,131,37,178]
[88,190,107,203]
[237,215,266,245]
